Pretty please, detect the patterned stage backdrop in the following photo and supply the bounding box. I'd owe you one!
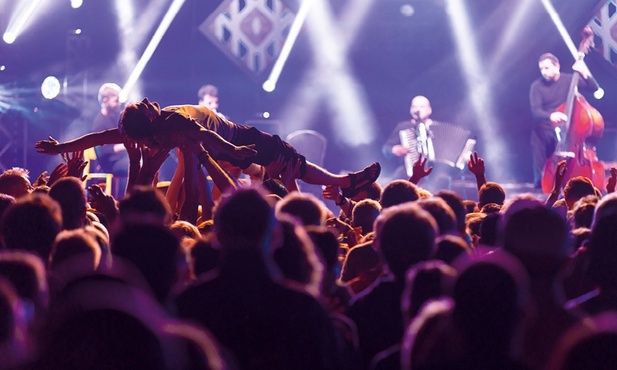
[199,0,297,80]
[589,0,617,69]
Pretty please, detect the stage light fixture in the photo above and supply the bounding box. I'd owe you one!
[400,4,415,17]
[41,76,61,99]
[262,0,312,92]
[71,0,83,9]
[3,0,45,45]
[262,80,276,93]
[3,32,16,44]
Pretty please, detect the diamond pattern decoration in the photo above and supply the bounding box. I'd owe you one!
[199,0,296,79]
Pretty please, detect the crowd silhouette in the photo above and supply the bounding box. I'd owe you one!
[1,98,617,370]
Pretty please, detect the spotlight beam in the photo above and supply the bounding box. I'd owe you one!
[121,0,186,100]
[539,0,601,97]
[446,0,506,179]
[3,0,45,44]
[487,0,536,78]
[263,0,312,92]
[280,0,377,148]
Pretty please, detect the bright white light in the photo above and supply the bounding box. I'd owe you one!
[0,65,5,71]
[594,88,604,99]
[263,0,312,93]
[71,0,83,9]
[41,76,61,99]
[262,112,270,119]
[3,0,45,45]
[262,80,276,92]
[119,90,128,103]
[400,4,415,17]
[122,0,186,99]
[3,32,16,44]
[73,29,82,35]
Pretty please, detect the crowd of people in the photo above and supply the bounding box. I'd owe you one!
[0,59,616,368]
[0,105,616,369]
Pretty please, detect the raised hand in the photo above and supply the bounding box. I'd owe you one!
[553,160,567,192]
[607,167,617,193]
[63,151,88,181]
[124,139,142,164]
[33,171,48,187]
[468,151,485,177]
[546,160,568,207]
[322,184,342,202]
[47,162,68,186]
[35,136,61,155]
[326,217,353,236]
[141,146,171,174]
[409,153,433,184]
[135,146,171,186]
[468,151,487,190]
[88,184,118,223]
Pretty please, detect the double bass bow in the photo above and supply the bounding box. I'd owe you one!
[541,27,605,194]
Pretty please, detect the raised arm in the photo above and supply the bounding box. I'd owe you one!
[35,129,124,155]
[186,141,237,196]
[546,160,566,207]
[467,151,487,190]
[408,153,433,185]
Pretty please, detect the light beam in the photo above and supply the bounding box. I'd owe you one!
[121,0,186,100]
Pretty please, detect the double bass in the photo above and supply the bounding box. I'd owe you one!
[541,27,605,194]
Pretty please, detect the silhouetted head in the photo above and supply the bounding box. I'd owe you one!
[380,180,420,209]
[374,202,437,279]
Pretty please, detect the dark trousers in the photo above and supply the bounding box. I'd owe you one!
[531,125,557,187]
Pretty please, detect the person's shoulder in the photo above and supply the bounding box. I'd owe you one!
[530,77,546,89]
[175,272,220,306]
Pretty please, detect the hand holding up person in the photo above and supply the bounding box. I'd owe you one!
[136,146,171,186]
[88,184,118,223]
[62,151,88,181]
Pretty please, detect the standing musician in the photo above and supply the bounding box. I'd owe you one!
[529,52,599,190]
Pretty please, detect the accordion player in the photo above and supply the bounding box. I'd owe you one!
[398,122,475,177]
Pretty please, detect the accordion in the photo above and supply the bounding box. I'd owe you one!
[399,122,476,177]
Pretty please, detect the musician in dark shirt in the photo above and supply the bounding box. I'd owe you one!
[383,95,437,180]
[529,53,599,189]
